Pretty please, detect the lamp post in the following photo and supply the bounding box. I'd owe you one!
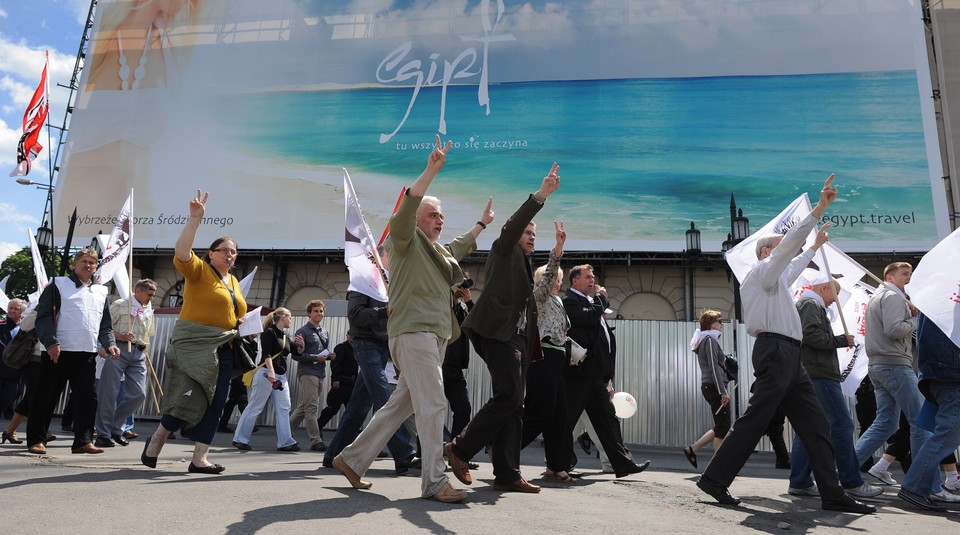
[728,194,750,321]
[683,221,701,321]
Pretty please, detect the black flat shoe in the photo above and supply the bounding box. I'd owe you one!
[822,494,877,514]
[697,476,741,505]
[683,446,698,469]
[233,441,252,451]
[188,462,225,474]
[615,460,651,478]
[141,437,157,468]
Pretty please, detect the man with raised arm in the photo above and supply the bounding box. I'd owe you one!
[333,135,492,503]
[444,163,560,494]
[696,175,876,514]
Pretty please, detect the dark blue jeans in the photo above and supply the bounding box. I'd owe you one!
[789,378,865,489]
[160,345,233,445]
[323,338,413,463]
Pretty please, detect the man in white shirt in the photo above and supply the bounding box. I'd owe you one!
[696,176,875,514]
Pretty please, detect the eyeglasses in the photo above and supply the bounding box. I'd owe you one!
[214,248,238,255]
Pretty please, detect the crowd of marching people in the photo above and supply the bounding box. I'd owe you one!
[2,138,960,513]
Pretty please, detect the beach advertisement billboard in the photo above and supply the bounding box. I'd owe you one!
[53,0,947,252]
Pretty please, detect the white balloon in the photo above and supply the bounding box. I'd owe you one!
[612,391,637,419]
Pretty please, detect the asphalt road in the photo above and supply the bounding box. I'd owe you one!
[1,425,957,534]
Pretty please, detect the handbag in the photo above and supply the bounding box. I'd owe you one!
[2,328,39,369]
[241,335,287,387]
[723,354,739,382]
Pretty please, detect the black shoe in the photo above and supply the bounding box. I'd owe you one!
[377,450,390,458]
[615,460,651,478]
[322,459,333,468]
[140,437,157,469]
[188,462,225,474]
[898,489,946,512]
[566,470,584,479]
[310,441,327,452]
[396,456,421,475]
[252,426,260,433]
[112,434,129,446]
[822,494,877,514]
[278,443,301,452]
[697,476,741,505]
[216,426,233,434]
[775,458,791,470]
[94,436,115,448]
[576,432,593,455]
[232,441,252,451]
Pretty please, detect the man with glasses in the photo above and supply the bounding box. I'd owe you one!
[95,279,157,448]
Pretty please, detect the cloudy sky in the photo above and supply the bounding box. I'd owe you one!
[0,0,89,262]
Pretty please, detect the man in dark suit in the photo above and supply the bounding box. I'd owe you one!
[563,264,650,477]
[445,163,561,493]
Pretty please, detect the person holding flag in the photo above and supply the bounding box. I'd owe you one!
[696,175,876,514]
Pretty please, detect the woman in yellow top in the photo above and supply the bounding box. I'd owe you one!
[141,190,246,474]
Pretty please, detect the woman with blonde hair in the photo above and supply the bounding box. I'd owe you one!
[232,307,300,452]
[683,309,731,469]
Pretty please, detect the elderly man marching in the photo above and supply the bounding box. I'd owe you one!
[95,279,157,448]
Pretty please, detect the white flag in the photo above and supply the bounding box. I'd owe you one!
[0,275,9,292]
[95,191,133,286]
[793,243,869,301]
[238,266,258,299]
[96,234,130,298]
[0,288,8,313]
[344,169,388,302]
[725,194,812,284]
[836,281,874,397]
[28,228,48,292]
[907,226,960,349]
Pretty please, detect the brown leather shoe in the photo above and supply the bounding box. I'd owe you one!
[444,442,473,485]
[122,431,138,440]
[28,443,47,455]
[493,478,541,493]
[333,455,372,489]
[71,443,105,454]
[428,482,468,503]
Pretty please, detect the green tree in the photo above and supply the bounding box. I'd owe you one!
[0,247,60,300]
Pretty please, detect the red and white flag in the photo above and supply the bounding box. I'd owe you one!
[907,226,960,349]
[10,52,49,177]
[95,191,133,286]
[344,169,388,302]
[835,281,874,397]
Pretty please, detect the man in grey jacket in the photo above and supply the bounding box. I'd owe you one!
[853,262,925,485]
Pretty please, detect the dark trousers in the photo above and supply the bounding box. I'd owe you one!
[218,375,249,429]
[564,368,635,474]
[14,361,41,417]
[442,364,472,439]
[317,380,354,430]
[521,346,572,473]
[453,333,527,484]
[26,351,97,448]
[0,375,21,419]
[159,345,233,445]
[701,336,844,500]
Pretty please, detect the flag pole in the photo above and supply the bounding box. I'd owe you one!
[143,345,163,413]
[127,188,134,353]
[819,246,850,336]
[377,187,407,248]
[42,50,55,244]
[863,270,915,308]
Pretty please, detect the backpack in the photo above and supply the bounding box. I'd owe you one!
[2,328,38,369]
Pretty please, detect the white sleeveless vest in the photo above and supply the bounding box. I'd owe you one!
[54,277,109,352]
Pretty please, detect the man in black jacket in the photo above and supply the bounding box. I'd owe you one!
[317,335,358,436]
[446,164,560,493]
[563,264,650,478]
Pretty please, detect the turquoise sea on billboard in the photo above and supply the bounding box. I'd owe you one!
[212,70,933,247]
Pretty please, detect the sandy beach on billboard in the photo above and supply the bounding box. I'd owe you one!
[210,159,490,246]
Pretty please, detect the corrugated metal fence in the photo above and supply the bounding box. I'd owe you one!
[127,316,794,451]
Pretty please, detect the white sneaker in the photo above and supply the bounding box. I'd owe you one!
[930,490,960,503]
[941,483,960,496]
[943,478,960,493]
[867,466,898,486]
[846,482,883,498]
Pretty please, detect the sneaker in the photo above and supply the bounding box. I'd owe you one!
[867,466,898,486]
[943,478,960,493]
[846,483,883,498]
[310,441,327,452]
[930,490,960,503]
[788,485,820,497]
[898,489,946,512]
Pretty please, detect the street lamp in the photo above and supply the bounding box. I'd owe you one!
[35,222,54,251]
[728,194,750,321]
[682,221,702,320]
[16,178,54,191]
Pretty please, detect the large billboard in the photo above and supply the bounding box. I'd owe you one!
[54,0,948,252]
